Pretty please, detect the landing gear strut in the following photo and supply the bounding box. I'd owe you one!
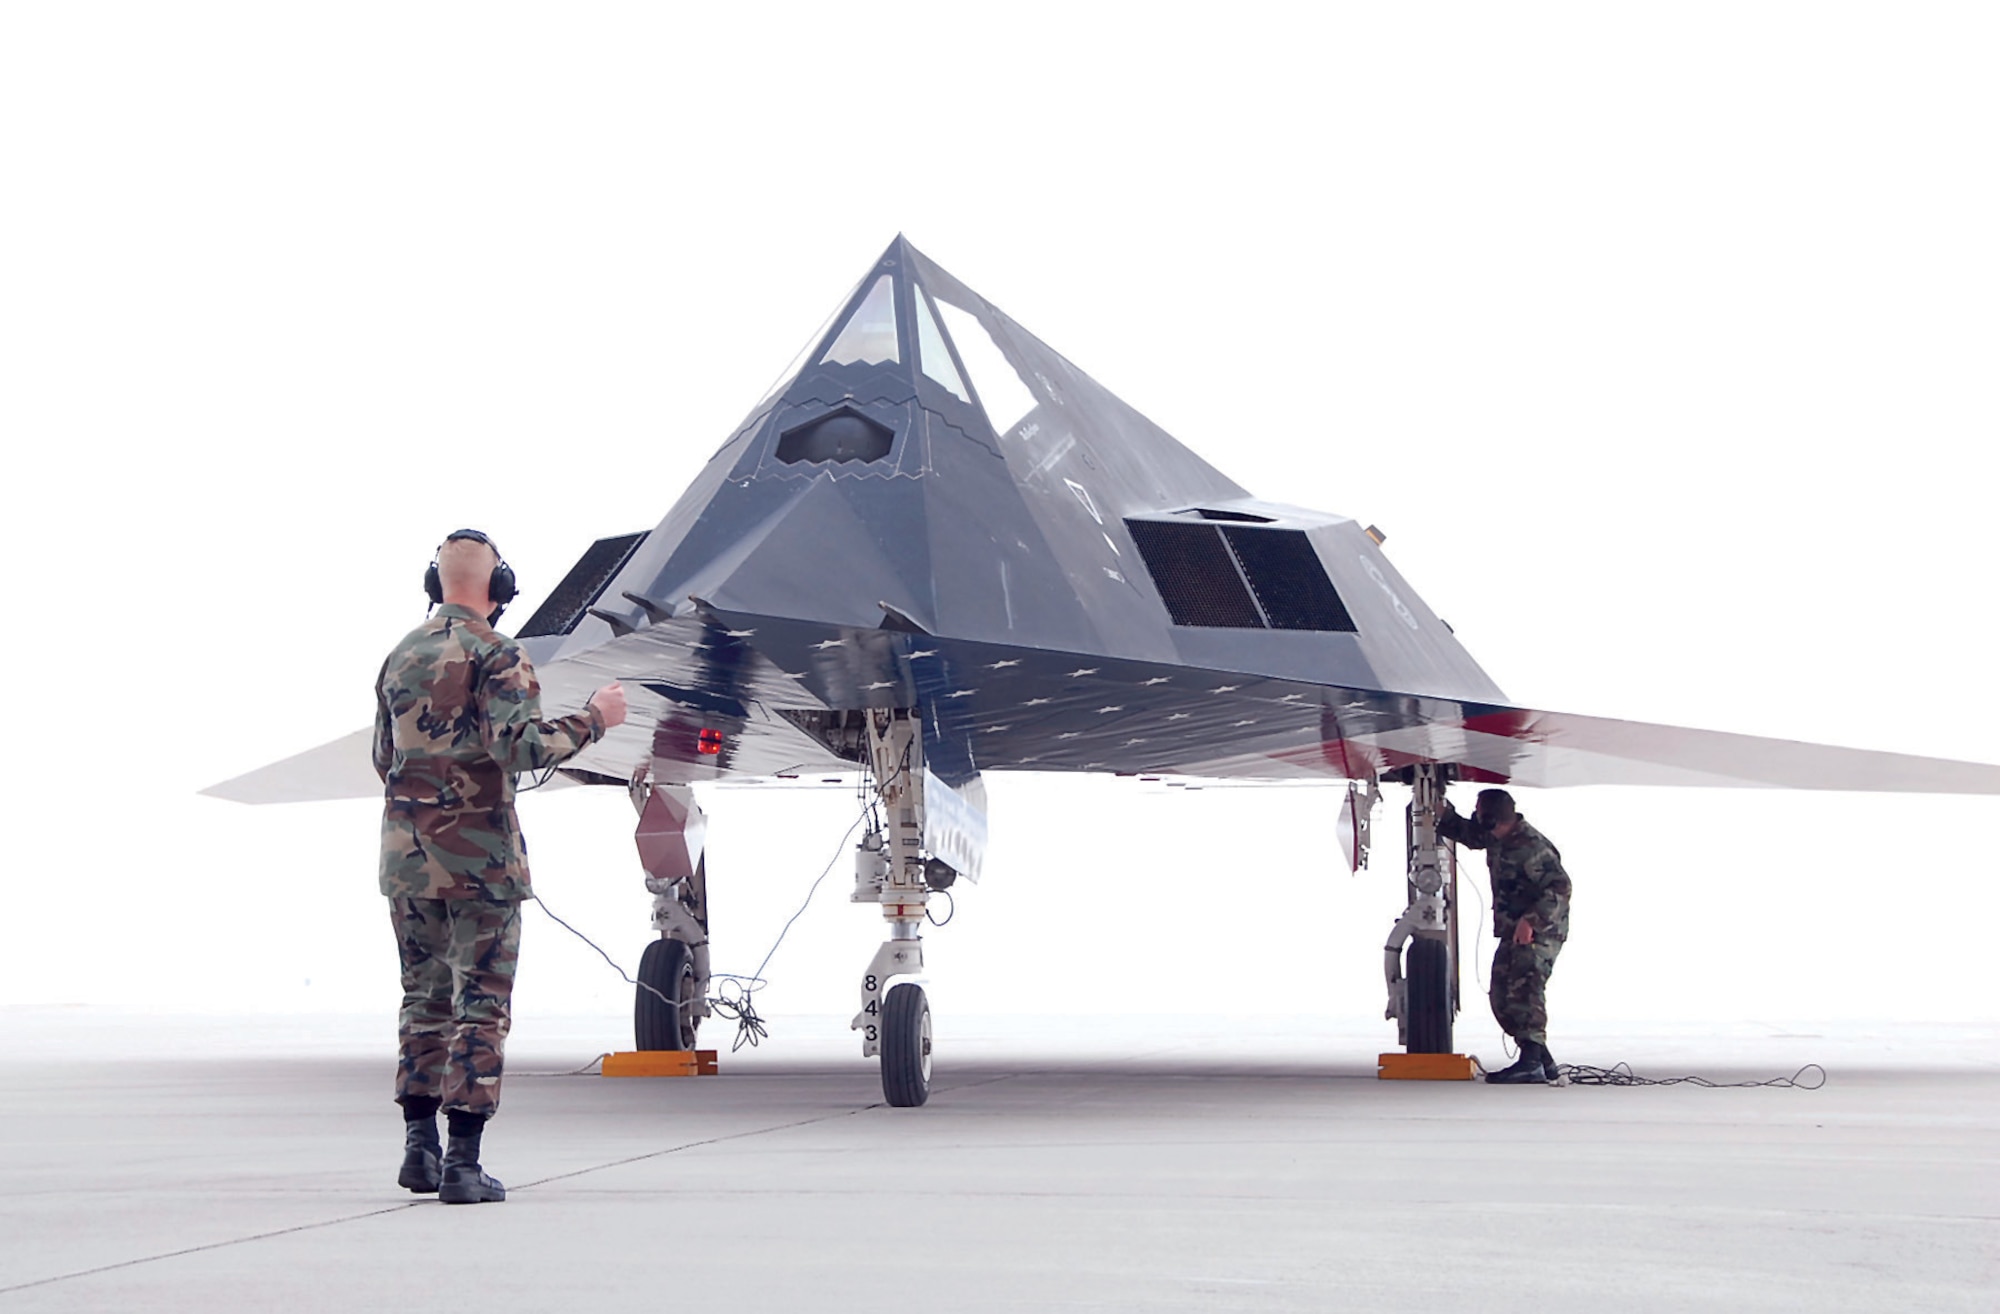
[1382,764,1458,1053]
[631,780,712,1051]
[852,710,934,1106]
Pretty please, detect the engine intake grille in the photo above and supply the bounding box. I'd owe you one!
[1124,520,1264,628]
[516,532,650,638]
[1126,520,1357,633]
[1222,525,1357,632]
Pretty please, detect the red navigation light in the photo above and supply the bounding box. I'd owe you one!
[697,728,725,755]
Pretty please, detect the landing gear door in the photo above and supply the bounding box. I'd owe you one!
[1337,779,1378,874]
[922,768,987,884]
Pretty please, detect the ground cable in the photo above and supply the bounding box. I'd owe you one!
[530,791,877,1054]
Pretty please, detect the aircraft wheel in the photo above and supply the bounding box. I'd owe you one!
[1405,937,1453,1054]
[879,983,932,1107]
[635,938,700,1051]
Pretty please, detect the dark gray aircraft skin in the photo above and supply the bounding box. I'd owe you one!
[212,235,2000,801]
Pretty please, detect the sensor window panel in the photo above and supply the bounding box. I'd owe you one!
[753,276,860,408]
[913,286,971,402]
[1126,520,1265,628]
[821,275,900,366]
[1221,526,1357,632]
[516,532,650,638]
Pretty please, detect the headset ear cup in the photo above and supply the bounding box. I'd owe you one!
[424,563,444,605]
[490,561,517,605]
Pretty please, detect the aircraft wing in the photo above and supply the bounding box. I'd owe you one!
[198,614,856,804]
[698,610,2000,793]
[201,728,387,805]
[204,606,2000,803]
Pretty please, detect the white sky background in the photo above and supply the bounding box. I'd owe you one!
[2,5,1997,1057]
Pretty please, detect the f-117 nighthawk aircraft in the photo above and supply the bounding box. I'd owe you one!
[206,237,2000,1105]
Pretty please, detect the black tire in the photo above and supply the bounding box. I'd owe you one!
[1405,936,1453,1054]
[635,938,699,1051]
[879,983,932,1107]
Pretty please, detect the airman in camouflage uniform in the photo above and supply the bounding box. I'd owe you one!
[376,530,625,1203]
[1439,788,1571,1084]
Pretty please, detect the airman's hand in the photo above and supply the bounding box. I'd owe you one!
[1512,917,1535,946]
[589,681,629,730]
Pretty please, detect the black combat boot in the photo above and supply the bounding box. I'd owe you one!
[1536,1040,1561,1082]
[437,1112,506,1205]
[397,1115,442,1194]
[1486,1046,1551,1084]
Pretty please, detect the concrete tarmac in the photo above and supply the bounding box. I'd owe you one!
[0,1013,1993,1311]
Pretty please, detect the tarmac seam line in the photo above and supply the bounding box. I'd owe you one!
[514,1103,884,1190]
[0,1099,904,1297]
[0,1201,428,1297]
[515,1069,1033,1191]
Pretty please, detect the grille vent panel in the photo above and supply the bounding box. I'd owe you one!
[1222,526,1358,632]
[1126,520,1357,633]
[1124,520,1264,628]
[516,532,650,638]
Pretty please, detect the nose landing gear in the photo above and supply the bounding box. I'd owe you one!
[852,709,937,1106]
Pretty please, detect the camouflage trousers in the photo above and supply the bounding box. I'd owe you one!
[1489,938,1562,1046]
[389,897,522,1118]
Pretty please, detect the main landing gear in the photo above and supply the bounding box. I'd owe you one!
[631,780,712,1052]
[851,709,941,1106]
[1381,763,1459,1054]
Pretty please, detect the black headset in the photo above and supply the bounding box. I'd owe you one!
[424,528,519,615]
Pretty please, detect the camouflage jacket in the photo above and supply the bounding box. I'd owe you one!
[1438,809,1571,944]
[374,604,606,900]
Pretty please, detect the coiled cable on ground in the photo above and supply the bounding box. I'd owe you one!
[1554,1061,1827,1089]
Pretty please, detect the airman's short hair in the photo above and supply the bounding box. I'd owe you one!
[436,534,499,594]
[1474,788,1517,825]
